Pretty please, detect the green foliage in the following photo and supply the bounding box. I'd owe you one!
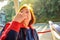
[33,0,60,23]
[1,0,15,23]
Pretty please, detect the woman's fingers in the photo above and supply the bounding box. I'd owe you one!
[13,12,27,23]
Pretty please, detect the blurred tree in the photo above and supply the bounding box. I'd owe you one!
[1,0,15,23]
[33,0,60,23]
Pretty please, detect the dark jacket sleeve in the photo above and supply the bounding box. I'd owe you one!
[0,21,21,40]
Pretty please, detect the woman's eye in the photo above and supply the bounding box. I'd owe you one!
[26,11,29,13]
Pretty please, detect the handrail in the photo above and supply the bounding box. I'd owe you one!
[38,30,51,34]
[50,25,56,40]
[53,30,60,39]
[49,21,57,40]
[49,21,60,40]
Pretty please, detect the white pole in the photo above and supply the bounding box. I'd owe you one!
[13,0,19,14]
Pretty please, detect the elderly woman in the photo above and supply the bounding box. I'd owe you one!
[0,4,39,40]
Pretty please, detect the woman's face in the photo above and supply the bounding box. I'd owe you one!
[21,7,31,23]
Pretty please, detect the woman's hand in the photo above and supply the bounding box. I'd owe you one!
[13,12,27,23]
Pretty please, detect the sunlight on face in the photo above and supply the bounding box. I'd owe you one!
[21,7,31,22]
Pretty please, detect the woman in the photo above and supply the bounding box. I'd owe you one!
[0,4,39,40]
